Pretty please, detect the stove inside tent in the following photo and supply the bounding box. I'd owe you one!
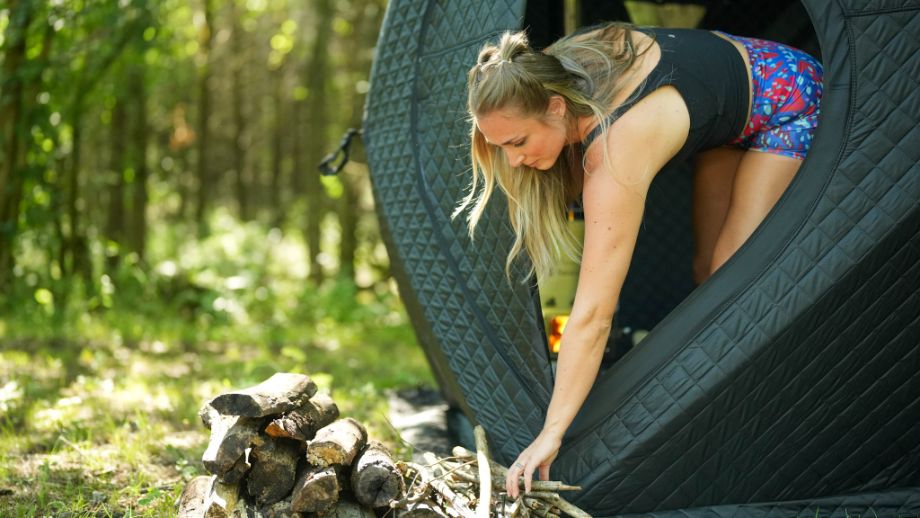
[363,1,920,515]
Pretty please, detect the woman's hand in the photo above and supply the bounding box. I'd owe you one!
[505,430,563,499]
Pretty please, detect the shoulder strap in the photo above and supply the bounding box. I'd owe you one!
[581,28,676,149]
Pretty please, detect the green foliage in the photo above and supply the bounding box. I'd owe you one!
[0,209,435,515]
[0,1,413,513]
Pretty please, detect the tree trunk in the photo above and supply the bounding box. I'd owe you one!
[303,0,334,285]
[128,63,149,261]
[0,0,33,292]
[337,2,384,284]
[195,0,215,234]
[66,99,95,291]
[291,96,305,202]
[106,95,128,272]
[231,5,249,221]
[269,63,284,227]
[62,13,137,293]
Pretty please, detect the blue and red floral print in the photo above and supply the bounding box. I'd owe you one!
[718,32,824,160]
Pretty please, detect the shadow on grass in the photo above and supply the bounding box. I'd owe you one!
[0,283,435,516]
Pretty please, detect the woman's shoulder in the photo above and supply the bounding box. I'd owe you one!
[583,87,689,183]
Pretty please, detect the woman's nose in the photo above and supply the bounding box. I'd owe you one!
[507,150,525,167]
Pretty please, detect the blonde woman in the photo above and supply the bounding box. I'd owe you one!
[456,23,822,498]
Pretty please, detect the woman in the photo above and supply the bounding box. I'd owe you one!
[454,22,822,499]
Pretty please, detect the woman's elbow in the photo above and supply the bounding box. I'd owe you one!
[566,309,614,346]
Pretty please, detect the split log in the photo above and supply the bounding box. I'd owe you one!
[322,497,376,518]
[199,403,215,429]
[401,500,447,518]
[290,464,343,513]
[246,436,302,506]
[265,392,339,442]
[306,418,367,467]
[203,476,240,518]
[351,441,405,508]
[218,450,251,485]
[208,373,317,417]
[176,475,211,517]
[233,493,260,518]
[201,411,260,477]
[260,497,307,518]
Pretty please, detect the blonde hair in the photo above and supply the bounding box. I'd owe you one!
[454,23,650,281]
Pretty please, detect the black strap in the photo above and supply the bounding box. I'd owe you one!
[318,128,362,176]
[581,62,677,149]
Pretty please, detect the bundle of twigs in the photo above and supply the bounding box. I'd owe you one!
[389,427,590,518]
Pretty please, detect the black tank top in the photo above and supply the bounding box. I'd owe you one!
[581,27,749,163]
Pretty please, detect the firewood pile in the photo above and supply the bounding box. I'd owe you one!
[176,373,590,517]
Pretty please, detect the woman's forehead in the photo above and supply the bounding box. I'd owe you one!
[477,110,538,143]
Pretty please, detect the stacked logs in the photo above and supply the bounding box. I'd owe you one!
[176,372,589,517]
[177,373,406,518]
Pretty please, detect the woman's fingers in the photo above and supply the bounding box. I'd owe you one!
[538,463,550,481]
[523,463,536,494]
[507,459,524,498]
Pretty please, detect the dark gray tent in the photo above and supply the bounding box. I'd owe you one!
[363,0,920,515]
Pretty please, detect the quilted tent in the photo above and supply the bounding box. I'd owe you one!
[363,0,920,515]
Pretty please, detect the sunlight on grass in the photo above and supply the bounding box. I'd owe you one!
[0,212,436,516]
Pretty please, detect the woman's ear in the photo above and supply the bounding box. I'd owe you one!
[547,95,567,118]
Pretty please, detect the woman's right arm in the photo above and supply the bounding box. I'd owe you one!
[507,86,690,497]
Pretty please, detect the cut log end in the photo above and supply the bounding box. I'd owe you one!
[351,441,405,508]
[291,465,341,513]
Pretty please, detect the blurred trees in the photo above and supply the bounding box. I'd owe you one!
[0,0,388,309]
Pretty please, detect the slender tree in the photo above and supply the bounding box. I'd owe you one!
[303,0,334,285]
[194,0,216,233]
[106,93,128,271]
[269,61,285,227]
[0,0,35,292]
[337,1,384,282]
[127,62,149,261]
[230,1,250,221]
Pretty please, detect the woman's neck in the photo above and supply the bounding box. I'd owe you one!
[568,115,597,144]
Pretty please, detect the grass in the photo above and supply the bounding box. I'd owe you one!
[0,281,434,516]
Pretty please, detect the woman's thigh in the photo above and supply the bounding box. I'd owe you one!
[692,146,744,283]
[710,150,803,272]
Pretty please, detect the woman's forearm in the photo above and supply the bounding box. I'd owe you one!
[541,317,612,439]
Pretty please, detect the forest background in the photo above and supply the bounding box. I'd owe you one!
[0,0,437,515]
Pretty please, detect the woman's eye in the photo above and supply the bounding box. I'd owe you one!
[513,139,526,148]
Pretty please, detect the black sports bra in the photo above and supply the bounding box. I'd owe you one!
[580,27,750,163]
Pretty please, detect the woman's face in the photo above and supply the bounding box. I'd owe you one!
[475,97,569,171]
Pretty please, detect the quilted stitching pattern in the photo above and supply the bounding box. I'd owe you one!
[365,0,920,515]
[365,0,555,462]
[565,3,920,514]
[618,487,920,517]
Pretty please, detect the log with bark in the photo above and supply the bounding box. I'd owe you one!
[291,464,342,513]
[350,440,405,508]
[265,391,339,442]
[207,372,317,417]
[306,417,367,467]
[200,409,260,478]
[245,435,302,506]
[175,475,242,518]
[186,373,594,518]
